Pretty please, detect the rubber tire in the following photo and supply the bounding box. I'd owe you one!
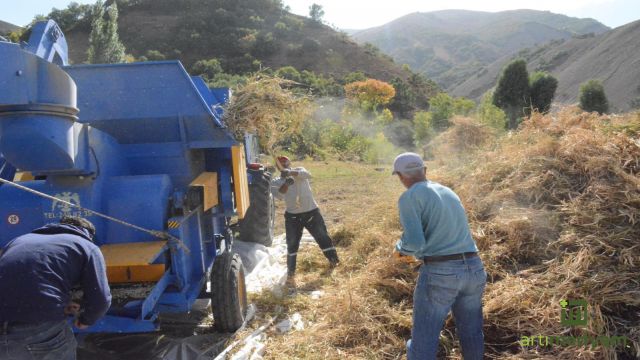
[211,252,247,332]
[237,169,275,247]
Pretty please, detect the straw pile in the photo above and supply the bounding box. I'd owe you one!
[451,108,640,359]
[426,116,497,165]
[223,74,312,153]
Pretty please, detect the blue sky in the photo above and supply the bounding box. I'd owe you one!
[3,0,639,29]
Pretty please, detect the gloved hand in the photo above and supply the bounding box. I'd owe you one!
[285,177,295,186]
[281,169,290,177]
[392,250,415,264]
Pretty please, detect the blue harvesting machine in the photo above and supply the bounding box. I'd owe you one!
[0,20,275,333]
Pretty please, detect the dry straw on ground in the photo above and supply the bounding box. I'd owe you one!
[253,109,639,359]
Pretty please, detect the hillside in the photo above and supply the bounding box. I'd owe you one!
[58,0,419,86]
[451,20,640,112]
[0,20,20,35]
[352,9,608,89]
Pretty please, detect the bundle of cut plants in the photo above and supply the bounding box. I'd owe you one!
[446,108,640,359]
[427,116,498,164]
[222,74,312,156]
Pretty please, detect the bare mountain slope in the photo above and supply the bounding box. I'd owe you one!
[451,20,640,112]
[352,9,608,89]
[0,20,20,35]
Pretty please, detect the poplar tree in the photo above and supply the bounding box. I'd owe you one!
[87,1,126,64]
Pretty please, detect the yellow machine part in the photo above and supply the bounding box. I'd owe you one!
[14,172,34,182]
[100,241,166,283]
[231,145,250,219]
[189,172,219,211]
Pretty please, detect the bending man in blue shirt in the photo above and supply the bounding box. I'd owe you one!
[392,152,486,360]
[0,216,111,360]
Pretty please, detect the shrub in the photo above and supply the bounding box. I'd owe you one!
[478,92,507,131]
[529,72,558,114]
[493,59,530,129]
[579,79,609,114]
[144,50,165,61]
[192,58,223,80]
[413,111,435,145]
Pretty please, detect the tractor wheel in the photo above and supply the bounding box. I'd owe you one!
[237,169,275,247]
[211,252,247,332]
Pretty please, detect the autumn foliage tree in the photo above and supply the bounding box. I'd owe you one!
[344,79,396,112]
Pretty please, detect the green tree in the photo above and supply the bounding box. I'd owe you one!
[579,80,609,114]
[429,93,454,130]
[343,71,367,85]
[529,72,558,114]
[276,66,302,83]
[309,3,325,23]
[413,111,434,144]
[453,97,475,116]
[48,2,93,31]
[478,92,507,131]
[389,77,416,118]
[192,58,224,80]
[87,1,126,64]
[493,59,530,129]
[145,50,166,61]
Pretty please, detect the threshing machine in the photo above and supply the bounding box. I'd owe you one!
[0,20,275,333]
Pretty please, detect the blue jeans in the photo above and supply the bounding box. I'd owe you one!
[0,320,76,360]
[407,256,486,360]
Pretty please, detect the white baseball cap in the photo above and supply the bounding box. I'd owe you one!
[392,152,425,175]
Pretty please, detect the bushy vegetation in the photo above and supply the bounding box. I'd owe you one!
[493,59,558,129]
[529,71,558,113]
[579,79,609,114]
[492,59,531,129]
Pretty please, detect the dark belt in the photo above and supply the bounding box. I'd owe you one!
[423,252,478,263]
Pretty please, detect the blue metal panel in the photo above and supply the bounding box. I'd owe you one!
[63,62,236,147]
[0,42,75,107]
[102,175,172,244]
[191,76,215,106]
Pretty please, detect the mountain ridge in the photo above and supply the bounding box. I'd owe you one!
[352,9,609,89]
[451,19,640,112]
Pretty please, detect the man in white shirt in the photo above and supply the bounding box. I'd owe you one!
[271,156,339,280]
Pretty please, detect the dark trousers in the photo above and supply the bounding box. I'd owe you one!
[285,208,339,276]
[0,320,76,360]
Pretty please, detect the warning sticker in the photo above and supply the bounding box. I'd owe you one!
[7,214,20,225]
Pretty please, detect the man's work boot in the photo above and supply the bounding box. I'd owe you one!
[286,274,296,287]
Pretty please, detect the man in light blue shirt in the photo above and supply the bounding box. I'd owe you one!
[393,152,486,360]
